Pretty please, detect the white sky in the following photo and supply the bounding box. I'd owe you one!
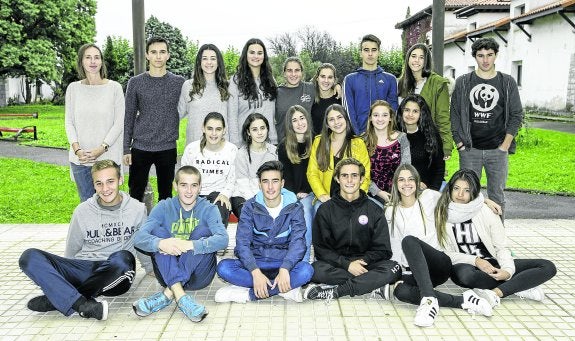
[95,0,432,51]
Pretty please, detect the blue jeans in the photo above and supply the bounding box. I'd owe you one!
[459,147,508,215]
[152,251,217,290]
[19,248,135,316]
[216,259,314,300]
[300,194,315,263]
[70,163,94,202]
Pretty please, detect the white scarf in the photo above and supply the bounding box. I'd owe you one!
[447,193,484,223]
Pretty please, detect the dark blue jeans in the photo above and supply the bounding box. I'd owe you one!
[19,248,135,315]
[152,251,217,290]
[217,259,314,300]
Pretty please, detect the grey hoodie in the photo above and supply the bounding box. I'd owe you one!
[64,191,150,269]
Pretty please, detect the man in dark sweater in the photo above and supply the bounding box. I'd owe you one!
[304,158,401,301]
[123,37,185,202]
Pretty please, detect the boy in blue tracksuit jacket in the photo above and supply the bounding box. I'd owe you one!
[216,161,313,303]
[342,34,398,135]
[132,166,228,322]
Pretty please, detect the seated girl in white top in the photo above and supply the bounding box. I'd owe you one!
[181,112,238,226]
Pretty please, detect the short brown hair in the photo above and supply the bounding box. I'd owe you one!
[174,166,201,184]
[333,158,365,179]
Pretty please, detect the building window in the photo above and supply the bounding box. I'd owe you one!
[514,4,526,17]
[513,61,523,87]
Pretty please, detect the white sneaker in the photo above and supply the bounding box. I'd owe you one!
[278,287,303,303]
[214,285,250,303]
[515,286,545,301]
[462,290,493,317]
[414,296,439,327]
[473,288,501,308]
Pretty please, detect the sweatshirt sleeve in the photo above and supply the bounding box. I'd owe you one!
[178,80,191,120]
[450,77,464,147]
[353,139,371,193]
[505,76,524,137]
[386,74,399,111]
[312,205,351,270]
[227,79,241,146]
[432,78,453,157]
[342,75,360,135]
[306,137,329,198]
[192,205,229,254]
[399,132,411,164]
[103,82,125,147]
[64,83,78,145]
[133,201,170,253]
[362,212,393,264]
[233,148,252,198]
[234,202,259,271]
[131,206,153,273]
[123,77,138,154]
[64,207,84,258]
[281,204,306,270]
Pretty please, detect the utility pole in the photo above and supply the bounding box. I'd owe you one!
[432,0,445,75]
[132,0,146,75]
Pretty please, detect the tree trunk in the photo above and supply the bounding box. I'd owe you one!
[24,77,32,104]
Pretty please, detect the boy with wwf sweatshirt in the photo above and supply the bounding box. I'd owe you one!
[132,166,228,322]
[304,158,401,300]
[19,160,148,321]
[342,34,398,135]
[215,161,313,303]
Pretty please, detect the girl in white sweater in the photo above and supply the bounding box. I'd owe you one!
[435,169,556,308]
[181,112,237,226]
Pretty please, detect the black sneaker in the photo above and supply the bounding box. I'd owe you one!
[27,295,56,312]
[303,284,338,301]
[78,299,108,321]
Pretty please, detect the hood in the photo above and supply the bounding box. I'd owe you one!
[331,189,368,209]
[255,188,298,209]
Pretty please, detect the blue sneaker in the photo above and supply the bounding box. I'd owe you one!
[177,295,208,322]
[132,292,173,317]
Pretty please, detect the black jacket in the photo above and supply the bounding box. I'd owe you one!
[312,190,392,270]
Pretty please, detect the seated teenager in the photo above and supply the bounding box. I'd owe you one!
[435,169,557,308]
[19,160,148,321]
[215,161,313,303]
[304,158,400,301]
[132,166,228,322]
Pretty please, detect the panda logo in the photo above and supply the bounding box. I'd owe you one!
[469,84,499,112]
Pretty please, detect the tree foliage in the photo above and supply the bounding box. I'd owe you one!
[0,0,97,103]
[103,36,133,90]
[222,46,240,78]
[145,16,192,77]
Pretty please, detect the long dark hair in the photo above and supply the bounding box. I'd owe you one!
[284,105,312,164]
[316,104,355,171]
[397,43,433,98]
[233,38,277,102]
[435,169,481,247]
[189,44,229,101]
[200,112,226,155]
[241,113,270,163]
[397,94,440,158]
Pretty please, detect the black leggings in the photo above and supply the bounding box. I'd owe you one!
[201,192,230,227]
[451,258,556,297]
[394,236,464,308]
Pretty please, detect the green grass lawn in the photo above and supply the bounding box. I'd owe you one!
[1,104,574,223]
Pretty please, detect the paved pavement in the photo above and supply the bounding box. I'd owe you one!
[3,220,574,340]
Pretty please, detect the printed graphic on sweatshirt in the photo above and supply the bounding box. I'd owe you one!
[171,216,199,240]
[193,158,230,175]
[247,93,264,110]
[452,220,492,259]
[86,221,136,244]
[469,83,499,124]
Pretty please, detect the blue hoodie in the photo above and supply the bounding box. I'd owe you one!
[342,66,398,135]
[134,196,228,255]
[235,188,306,272]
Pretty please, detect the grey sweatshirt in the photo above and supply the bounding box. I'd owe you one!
[124,71,185,153]
[64,191,150,270]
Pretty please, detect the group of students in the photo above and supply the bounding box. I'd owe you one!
[19,33,556,328]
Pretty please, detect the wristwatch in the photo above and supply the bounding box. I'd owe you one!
[101,143,109,152]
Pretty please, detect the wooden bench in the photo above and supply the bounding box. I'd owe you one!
[0,126,38,140]
[0,112,39,119]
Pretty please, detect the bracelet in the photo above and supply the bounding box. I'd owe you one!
[74,148,82,155]
[457,145,465,151]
